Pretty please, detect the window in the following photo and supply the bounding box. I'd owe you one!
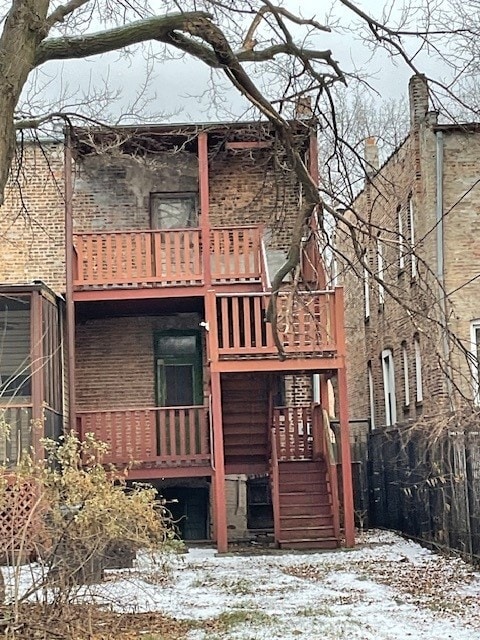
[155,332,202,406]
[0,295,31,399]
[398,205,405,270]
[150,192,197,229]
[381,349,397,426]
[368,362,375,429]
[470,320,480,404]
[409,196,417,278]
[402,342,410,407]
[377,236,385,304]
[414,336,423,403]
[364,265,370,319]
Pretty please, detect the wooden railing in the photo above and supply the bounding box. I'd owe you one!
[210,225,262,283]
[272,406,313,461]
[73,229,203,288]
[77,406,210,467]
[73,225,263,290]
[215,290,337,358]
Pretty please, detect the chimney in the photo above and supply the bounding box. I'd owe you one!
[409,74,429,128]
[295,97,313,119]
[365,136,379,177]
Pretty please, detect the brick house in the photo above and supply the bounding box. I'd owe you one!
[339,74,480,433]
[0,120,354,551]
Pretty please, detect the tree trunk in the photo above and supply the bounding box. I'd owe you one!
[0,0,50,205]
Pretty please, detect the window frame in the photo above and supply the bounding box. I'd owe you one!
[402,342,410,408]
[414,335,423,404]
[377,236,385,305]
[368,361,375,430]
[398,205,406,271]
[409,196,417,279]
[470,320,480,404]
[149,191,198,229]
[381,348,397,426]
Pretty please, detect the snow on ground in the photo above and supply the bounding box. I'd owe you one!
[4,530,480,639]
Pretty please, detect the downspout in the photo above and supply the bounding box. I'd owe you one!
[435,130,453,406]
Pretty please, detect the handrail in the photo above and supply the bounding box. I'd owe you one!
[270,426,281,543]
[77,404,206,414]
[315,404,340,540]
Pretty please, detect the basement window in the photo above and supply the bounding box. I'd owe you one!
[150,192,198,229]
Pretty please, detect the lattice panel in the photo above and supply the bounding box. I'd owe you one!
[0,478,45,564]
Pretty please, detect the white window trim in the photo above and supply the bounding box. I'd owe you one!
[414,336,423,403]
[398,207,405,270]
[402,343,410,407]
[381,349,397,426]
[470,320,480,404]
[364,266,370,319]
[368,362,375,429]
[409,197,417,278]
[377,238,385,304]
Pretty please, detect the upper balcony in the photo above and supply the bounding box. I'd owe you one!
[73,225,266,301]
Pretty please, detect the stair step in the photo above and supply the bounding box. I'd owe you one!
[280,514,333,528]
[279,538,339,550]
[279,492,332,506]
[280,525,335,538]
[278,461,327,472]
[278,503,333,516]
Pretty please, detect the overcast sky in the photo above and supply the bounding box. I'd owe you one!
[20,1,449,125]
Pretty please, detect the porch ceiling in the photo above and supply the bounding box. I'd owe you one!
[76,295,204,321]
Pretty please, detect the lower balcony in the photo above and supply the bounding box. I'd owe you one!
[77,406,211,472]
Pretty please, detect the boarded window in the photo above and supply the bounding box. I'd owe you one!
[0,295,31,399]
[150,193,197,229]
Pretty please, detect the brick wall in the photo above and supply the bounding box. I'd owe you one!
[340,93,448,427]
[73,151,198,232]
[0,142,66,292]
[75,313,202,410]
[341,78,480,428]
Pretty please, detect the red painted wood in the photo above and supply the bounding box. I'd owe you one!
[78,406,210,467]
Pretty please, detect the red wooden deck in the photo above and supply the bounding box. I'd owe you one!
[214,290,337,359]
[73,225,263,291]
[77,405,210,469]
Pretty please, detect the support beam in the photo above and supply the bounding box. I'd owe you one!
[64,134,76,433]
[210,370,228,552]
[198,132,211,287]
[30,291,44,460]
[334,287,355,547]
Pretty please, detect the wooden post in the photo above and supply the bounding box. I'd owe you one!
[210,370,228,552]
[334,287,355,547]
[198,132,211,287]
[308,129,326,289]
[30,291,44,461]
[64,133,76,433]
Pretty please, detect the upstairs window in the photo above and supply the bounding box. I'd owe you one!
[364,265,370,320]
[150,192,197,229]
[414,335,423,403]
[402,342,410,407]
[398,205,406,270]
[368,361,375,429]
[409,196,417,278]
[381,349,397,426]
[377,236,385,304]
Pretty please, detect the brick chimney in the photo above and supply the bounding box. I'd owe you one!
[409,74,429,128]
[365,136,379,177]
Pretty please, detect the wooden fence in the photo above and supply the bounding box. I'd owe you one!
[369,425,480,561]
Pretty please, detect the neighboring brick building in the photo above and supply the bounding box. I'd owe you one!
[0,121,354,551]
[339,75,480,431]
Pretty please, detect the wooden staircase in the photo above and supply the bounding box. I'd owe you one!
[271,405,341,550]
[277,459,339,549]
